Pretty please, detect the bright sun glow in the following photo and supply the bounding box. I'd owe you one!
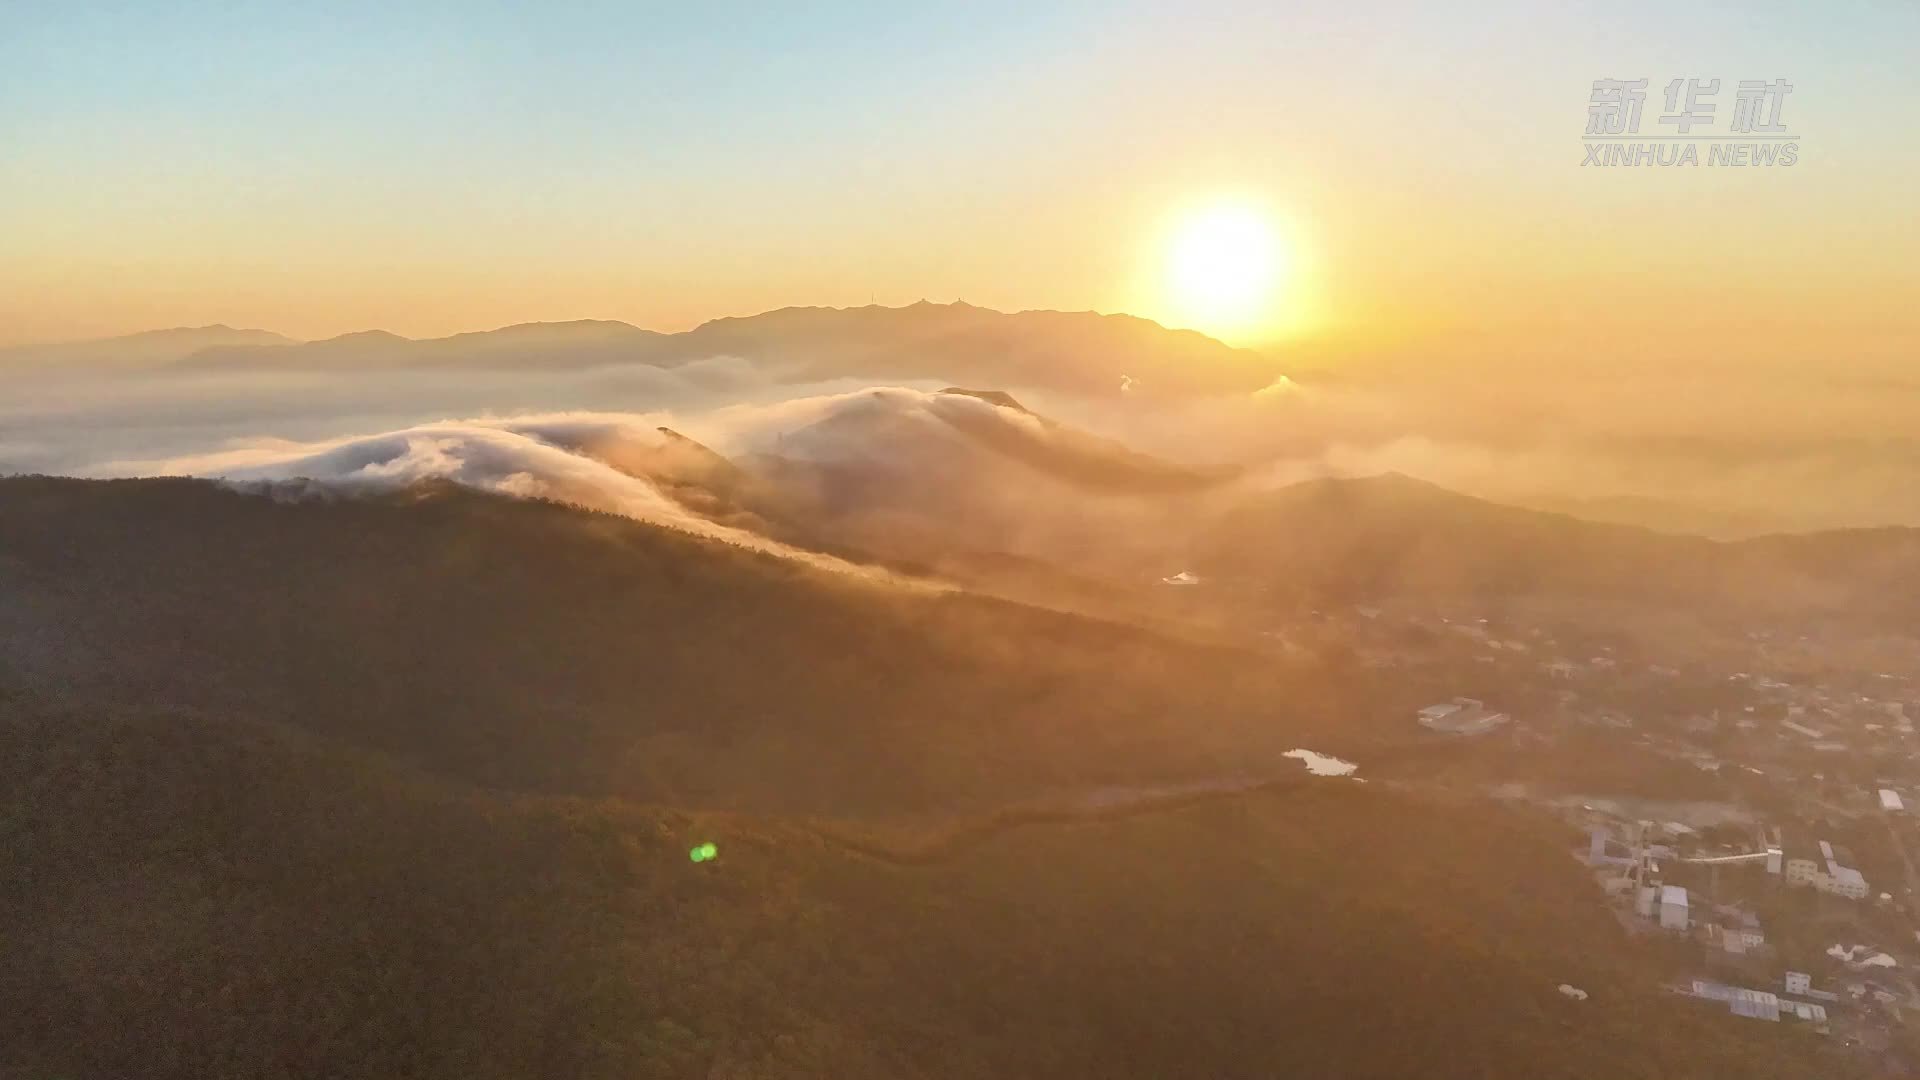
[1162,202,1287,340]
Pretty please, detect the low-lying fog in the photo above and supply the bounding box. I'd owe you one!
[8,313,1920,539]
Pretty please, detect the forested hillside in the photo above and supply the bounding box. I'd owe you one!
[0,477,1866,1079]
[0,476,1360,818]
[0,703,1858,1080]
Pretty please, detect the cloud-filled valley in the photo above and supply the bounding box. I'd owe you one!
[10,303,1920,544]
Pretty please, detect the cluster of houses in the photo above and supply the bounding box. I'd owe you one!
[1576,811,1917,1040]
[1585,812,1876,912]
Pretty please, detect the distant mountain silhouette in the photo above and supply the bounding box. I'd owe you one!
[178,319,666,372]
[1191,472,1920,626]
[0,324,293,369]
[27,303,1277,395]
[1512,491,1805,539]
[673,302,1269,395]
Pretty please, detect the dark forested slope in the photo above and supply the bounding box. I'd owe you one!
[1,704,1858,1080]
[0,476,1866,1080]
[0,476,1349,818]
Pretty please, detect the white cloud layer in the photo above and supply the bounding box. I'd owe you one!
[13,338,1920,540]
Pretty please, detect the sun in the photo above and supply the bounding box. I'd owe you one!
[1162,201,1287,340]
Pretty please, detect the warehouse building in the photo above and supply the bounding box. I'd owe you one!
[1659,885,1690,931]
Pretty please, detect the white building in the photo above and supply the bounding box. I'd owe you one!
[1787,847,1869,899]
[1660,885,1690,931]
[1783,970,1840,1003]
[1728,988,1780,1022]
[1881,789,1905,812]
[1709,922,1766,954]
[1766,847,1783,875]
[1784,1000,1828,1024]
[1416,697,1510,736]
[1794,839,1873,900]
[1820,866,1869,900]
[1688,981,1780,1022]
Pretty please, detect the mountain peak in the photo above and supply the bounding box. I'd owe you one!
[111,324,293,346]
[937,387,1033,414]
[0,324,296,368]
[452,319,654,342]
[319,329,410,345]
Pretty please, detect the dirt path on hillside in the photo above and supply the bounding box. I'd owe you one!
[801,735,1483,866]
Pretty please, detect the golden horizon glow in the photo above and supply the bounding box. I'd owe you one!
[1,5,1914,365]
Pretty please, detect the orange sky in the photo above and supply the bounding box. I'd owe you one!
[2,2,1915,370]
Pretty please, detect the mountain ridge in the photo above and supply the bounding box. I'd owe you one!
[10,303,1273,396]
[0,473,1360,818]
[0,324,295,368]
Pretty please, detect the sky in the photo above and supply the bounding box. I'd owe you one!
[2,0,1916,367]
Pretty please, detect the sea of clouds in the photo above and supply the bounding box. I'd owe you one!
[10,341,1920,541]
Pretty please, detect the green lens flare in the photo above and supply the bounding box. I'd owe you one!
[689,841,718,863]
